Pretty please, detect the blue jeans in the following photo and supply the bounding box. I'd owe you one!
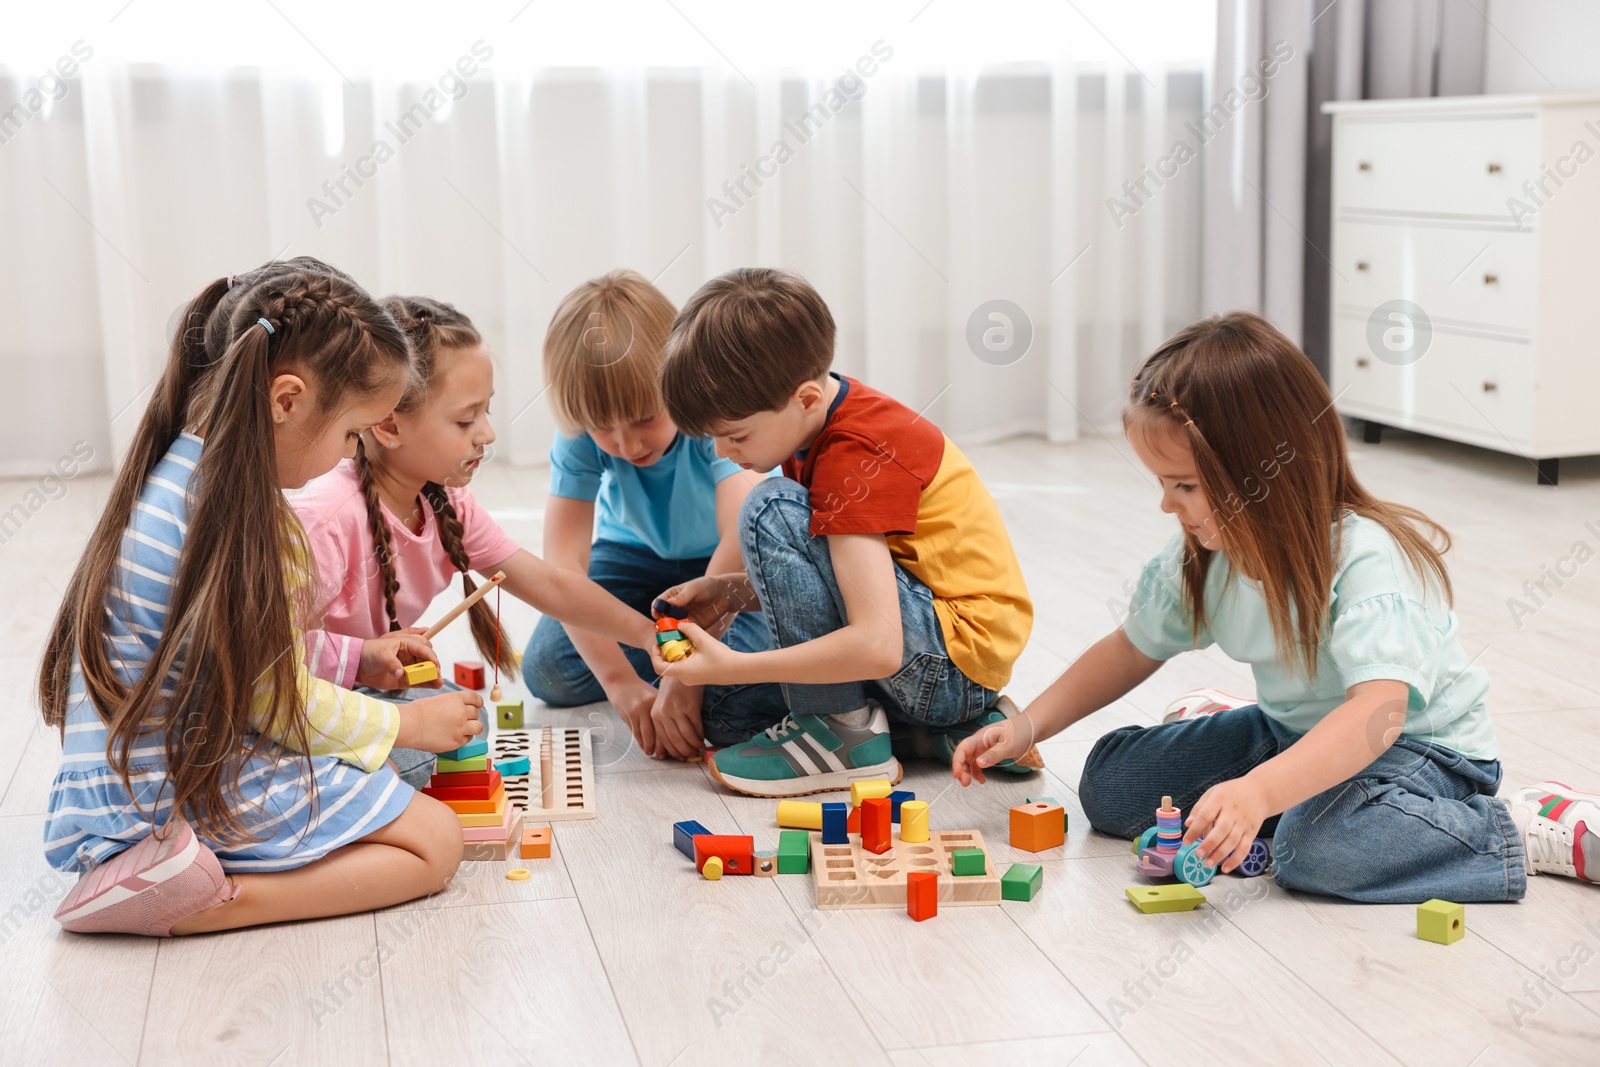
[361,681,491,791]
[1079,706,1527,903]
[739,477,995,727]
[521,538,787,746]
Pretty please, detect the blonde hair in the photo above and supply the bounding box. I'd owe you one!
[1126,311,1452,679]
[544,269,677,435]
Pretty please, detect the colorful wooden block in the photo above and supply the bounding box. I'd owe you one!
[655,616,683,633]
[888,790,915,821]
[1125,884,1206,913]
[1010,801,1067,853]
[673,819,712,859]
[899,800,929,843]
[441,785,507,815]
[1417,899,1465,944]
[463,813,522,861]
[496,699,525,729]
[1136,848,1175,878]
[402,660,439,685]
[498,756,531,777]
[423,783,499,803]
[453,660,486,688]
[753,849,779,877]
[660,639,692,662]
[951,848,987,876]
[456,794,509,828]
[520,825,552,860]
[907,871,938,921]
[821,802,849,845]
[460,803,518,842]
[435,755,489,774]
[850,779,894,807]
[702,856,724,879]
[776,800,822,830]
[1001,863,1043,902]
[695,834,754,876]
[655,629,685,645]
[427,768,499,791]
[813,830,1001,910]
[777,829,810,874]
[847,806,860,834]
[860,797,892,855]
[440,737,488,762]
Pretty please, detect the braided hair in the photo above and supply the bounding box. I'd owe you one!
[355,296,517,672]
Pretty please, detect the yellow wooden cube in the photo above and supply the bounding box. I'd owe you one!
[1417,899,1465,944]
[402,660,439,685]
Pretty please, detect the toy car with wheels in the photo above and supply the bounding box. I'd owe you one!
[1133,826,1271,887]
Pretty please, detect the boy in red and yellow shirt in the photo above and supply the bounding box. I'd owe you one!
[651,267,1039,796]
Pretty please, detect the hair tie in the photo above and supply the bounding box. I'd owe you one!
[258,317,275,335]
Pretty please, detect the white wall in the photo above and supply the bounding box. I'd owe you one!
[1485,0,1600,93]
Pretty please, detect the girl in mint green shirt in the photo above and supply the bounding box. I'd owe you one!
[952,312,1598,903]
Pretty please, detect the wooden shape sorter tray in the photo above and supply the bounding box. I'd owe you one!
[491,726,597,822]
[810,829,1002,909]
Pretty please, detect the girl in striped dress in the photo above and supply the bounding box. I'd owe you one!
[39,258,484,936]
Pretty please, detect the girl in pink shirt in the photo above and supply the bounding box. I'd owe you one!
[293,297,657,782]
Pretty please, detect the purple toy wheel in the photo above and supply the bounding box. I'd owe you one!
[1235,837,1271,878]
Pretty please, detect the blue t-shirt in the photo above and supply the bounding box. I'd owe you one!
[548,431,747,560]
[1122,512,1497,760]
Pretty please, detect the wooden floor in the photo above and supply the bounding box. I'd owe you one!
[4,426,1600,1066]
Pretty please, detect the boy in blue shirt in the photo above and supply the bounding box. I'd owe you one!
[524,270,784,758]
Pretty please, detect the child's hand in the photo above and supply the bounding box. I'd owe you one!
[649,620,739,687]
[653,577,743,637]
[949,715,1029,786]
[1183,775,1271,873]
[395,691,484,754]
[356,627,442,690]
[606,676,661,757]
[650,678,706,761]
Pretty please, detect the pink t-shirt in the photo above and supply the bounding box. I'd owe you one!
[292,460,520,640]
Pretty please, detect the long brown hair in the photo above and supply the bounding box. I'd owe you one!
[38,258,413,843]
[1126,311,1451,677]
[355,296,516,672]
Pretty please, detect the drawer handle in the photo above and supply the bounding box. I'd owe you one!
[1358,161,1372,172]
[1487,162,1503,174]
[1356,261,1370,272]
[1483,380,1498,393]
[1356,358,1371,369]
[1483,273,1499,285]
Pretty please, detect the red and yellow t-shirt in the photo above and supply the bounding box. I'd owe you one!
[782,375,1032,691]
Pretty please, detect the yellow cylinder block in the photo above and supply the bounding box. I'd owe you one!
[899,800,929,843]
[776,799,823,830]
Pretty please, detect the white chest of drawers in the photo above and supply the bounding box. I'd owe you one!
[1323,94,1600,485]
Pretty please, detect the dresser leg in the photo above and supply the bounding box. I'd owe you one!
[1362,421,1385,444]
[1537,458,1559,487]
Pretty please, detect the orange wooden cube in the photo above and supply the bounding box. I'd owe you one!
[1010,801,1066,852]
[907,871,937,921]
[520,825,552,859]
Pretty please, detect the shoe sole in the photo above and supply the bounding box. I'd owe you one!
[1161,688,1252,723]
[54,824,201,925]
[706,753,904,798]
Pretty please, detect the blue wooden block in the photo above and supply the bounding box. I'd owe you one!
[440,737,488,762]
[821,802,849,844]
[499,756,531,777]
[888,790,915,822]
[673,819,712,859]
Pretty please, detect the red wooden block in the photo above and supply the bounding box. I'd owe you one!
[847,806,860,833]
[453,660,486,688]
[907,871,937,921]
[693,834,754,876]
[861,797,892,854]
[655,616,684,633]
[427,769,501,793]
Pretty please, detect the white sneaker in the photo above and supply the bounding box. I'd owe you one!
[1508,781,1600,882]
[1161,688,1252,724]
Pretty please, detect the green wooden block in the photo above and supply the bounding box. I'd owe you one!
[950,848,987,876]
[1125,884,1206,913]
[497,699,524,729]
[655,630,685,645]
[1001,863,1043,901]
[435,754,488,773]
[1417,899,1465,944]
[777,829,810,874]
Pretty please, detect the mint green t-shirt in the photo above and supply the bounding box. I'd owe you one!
[1122,513,1497,761]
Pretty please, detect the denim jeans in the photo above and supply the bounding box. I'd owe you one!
[1079,705,1527,903]
[738,477,995,728]
[361,681,491,791]
[520,538,787,746]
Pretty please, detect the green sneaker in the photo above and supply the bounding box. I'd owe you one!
[707,703,901,798]
[926,695,1045,773]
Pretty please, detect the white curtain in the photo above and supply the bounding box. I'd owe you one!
[0,0,1215,473]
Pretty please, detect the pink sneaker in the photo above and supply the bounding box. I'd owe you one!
[54,821,238,936]
[1161,688,1252,724]
[1510,781,1600,883]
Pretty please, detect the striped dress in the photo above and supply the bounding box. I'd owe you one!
[44,432,416,874]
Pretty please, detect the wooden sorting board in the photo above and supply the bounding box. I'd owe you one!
[810,829,1002,909]
[491,725,597,822]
